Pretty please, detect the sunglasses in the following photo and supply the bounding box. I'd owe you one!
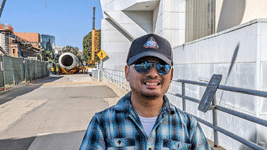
[132,60,172,75]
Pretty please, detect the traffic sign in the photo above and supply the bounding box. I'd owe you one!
[97,50,107,60]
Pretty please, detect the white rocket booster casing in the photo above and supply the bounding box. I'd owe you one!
[58,52,79,70]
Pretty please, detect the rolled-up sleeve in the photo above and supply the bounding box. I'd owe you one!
[80,115,105,150]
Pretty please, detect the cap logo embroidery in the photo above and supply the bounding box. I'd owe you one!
[143,37,159,49]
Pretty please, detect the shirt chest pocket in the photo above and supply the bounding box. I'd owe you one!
[106,138,135,150]
[163,139,192,150]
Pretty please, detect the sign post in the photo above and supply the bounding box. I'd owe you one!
[96,50,108,82]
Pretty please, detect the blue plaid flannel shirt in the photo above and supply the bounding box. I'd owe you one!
[80,92,211,150]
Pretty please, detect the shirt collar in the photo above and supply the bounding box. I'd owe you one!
[113,92,133,112]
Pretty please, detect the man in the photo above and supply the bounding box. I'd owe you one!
[80,34,211,149]
[56,66,59,75]
[51,66,54,75]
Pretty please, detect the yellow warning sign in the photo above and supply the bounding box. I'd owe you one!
[97,50,107,60]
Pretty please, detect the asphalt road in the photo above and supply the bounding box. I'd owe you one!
[0,74,119,150]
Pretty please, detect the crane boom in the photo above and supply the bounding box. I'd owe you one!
[0,0,6,19]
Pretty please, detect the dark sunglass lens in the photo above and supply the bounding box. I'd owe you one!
[134,61,151,73]
[155,63,171,75]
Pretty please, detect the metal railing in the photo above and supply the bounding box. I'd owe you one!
[169,79,267,150]
[103,68,130,91]
[102,68,267,149]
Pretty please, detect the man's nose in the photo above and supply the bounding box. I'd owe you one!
[146,64,159,77]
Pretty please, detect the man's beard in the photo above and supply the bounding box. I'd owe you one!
[130,84,161,100]
[141,91,160,100]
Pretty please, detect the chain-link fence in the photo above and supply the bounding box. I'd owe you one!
[0,56,3,87]
[0,55,49,89]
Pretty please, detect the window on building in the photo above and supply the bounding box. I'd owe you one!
[13,49,15,54]
[186,0,215,43]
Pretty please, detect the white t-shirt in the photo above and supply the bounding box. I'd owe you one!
[138,115,158,137]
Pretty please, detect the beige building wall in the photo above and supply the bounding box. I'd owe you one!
[14,32,40,49]
[216,0,267,33]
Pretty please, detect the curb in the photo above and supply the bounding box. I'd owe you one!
[0,82,29,95]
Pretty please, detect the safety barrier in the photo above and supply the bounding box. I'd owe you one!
[103,68,130,91]
[169,79,267,150]
[0,55,49,89]
[102,68,267,149]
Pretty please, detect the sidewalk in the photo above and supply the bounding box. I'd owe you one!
[0,82,28,94]
[0,76,55,94]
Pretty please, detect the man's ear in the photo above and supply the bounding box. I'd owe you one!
[170,67,174,81]
[125,65,130,82]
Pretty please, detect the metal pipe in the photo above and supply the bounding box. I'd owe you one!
[172,91,267,127]
[216,105,267,127]
[212,94,218,147]
[172,93,200,103]
[182,82,186,111]
[191,114,266,150]
[174,79,267,98]
[218,85,267,98]
[92,7,95,30]
[0,0,7,18]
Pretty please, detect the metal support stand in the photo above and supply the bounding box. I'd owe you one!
[100,59,103,81]
[98,60,103,82]
[198,74,222,147]
[212,94,218,147]
[182,82,186,111]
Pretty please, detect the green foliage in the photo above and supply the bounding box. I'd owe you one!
[62,45,82,62]
[82,30,101,64]
[62,45,79,55]
[83,32,92,64]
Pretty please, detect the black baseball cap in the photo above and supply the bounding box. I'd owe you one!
[126,34,173,66]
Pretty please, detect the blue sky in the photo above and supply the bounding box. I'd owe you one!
[1,0,103,50]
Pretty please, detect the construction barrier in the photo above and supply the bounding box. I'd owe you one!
[0,56,3,87]
[0,55,49,88]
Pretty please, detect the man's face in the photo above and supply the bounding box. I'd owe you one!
[125,57,173,100]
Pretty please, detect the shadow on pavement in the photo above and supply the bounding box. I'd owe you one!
[0,76,63,105]
[0,136,36,150]
[31,75,64,84]
[0,130,85,150]
[0,84,43,105]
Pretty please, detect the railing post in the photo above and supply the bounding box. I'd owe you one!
[212,94,219,147]
[182,82,186,111]
[112,70,114,82]
[120,71,123,88]
[117,71,119,85]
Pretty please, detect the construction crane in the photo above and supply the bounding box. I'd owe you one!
[0,0,6,20]
[88,7,100,68]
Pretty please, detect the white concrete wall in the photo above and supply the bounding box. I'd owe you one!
[101,0,185,70]
[0,33,5,53]
[162,0,185,47]
[101,19,131,70]
[168,19,267,150]
[216,0,267,33]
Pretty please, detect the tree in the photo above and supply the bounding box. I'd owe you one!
[62,45,82,62]
[83,30,101,64]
